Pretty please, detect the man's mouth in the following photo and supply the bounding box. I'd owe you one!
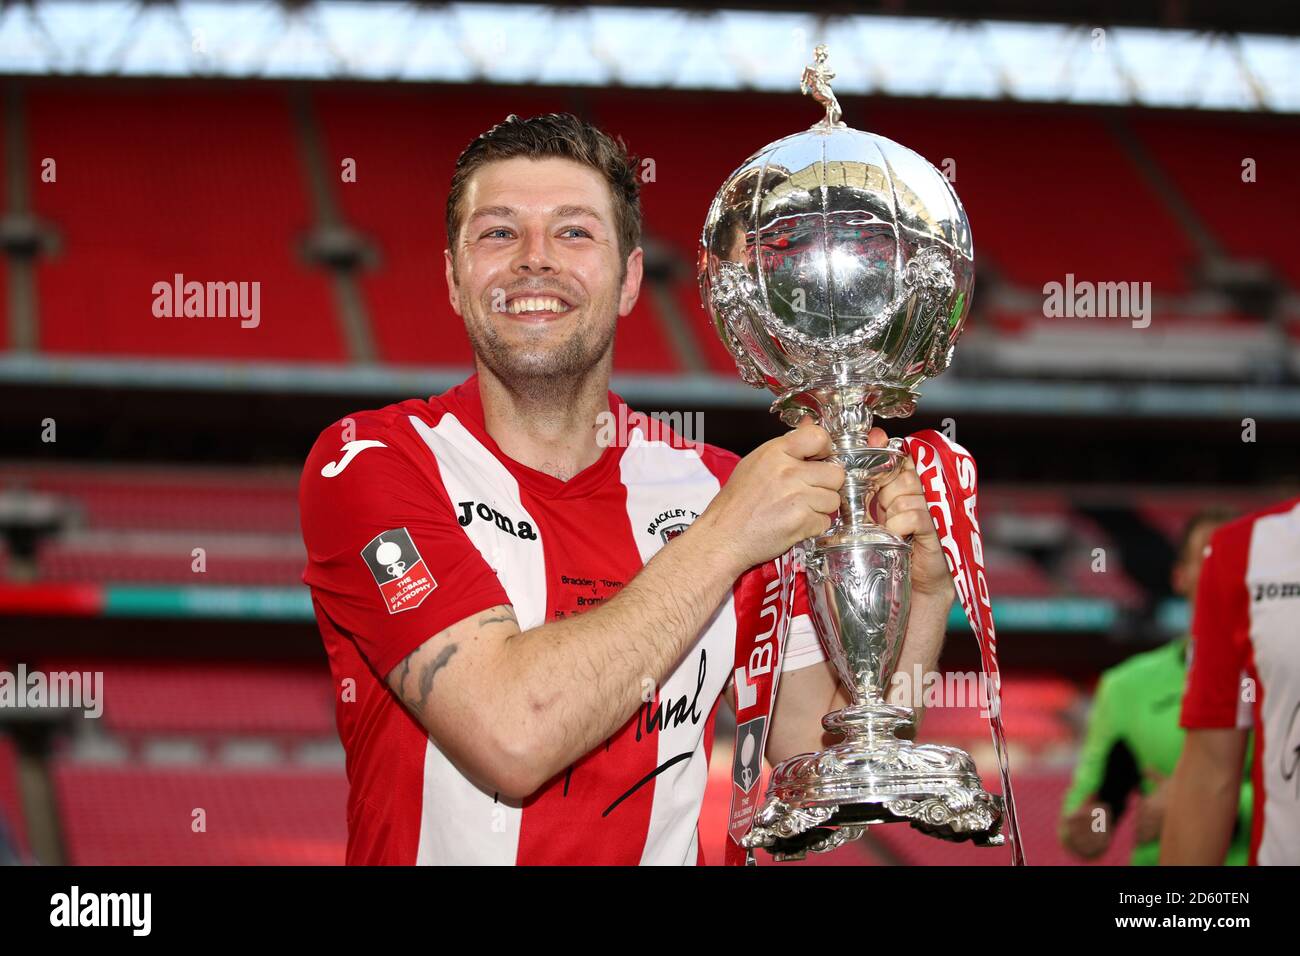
[503,293,574,318]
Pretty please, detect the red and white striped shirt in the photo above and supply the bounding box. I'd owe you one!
[299,376,825,865]
[1182,495,1300,865]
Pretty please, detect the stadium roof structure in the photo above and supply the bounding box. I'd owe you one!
[0,1,1297,113]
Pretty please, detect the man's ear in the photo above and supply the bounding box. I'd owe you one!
[618,246,644,318]
[444,248,462,317]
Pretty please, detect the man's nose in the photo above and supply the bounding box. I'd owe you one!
[512,230,558,274]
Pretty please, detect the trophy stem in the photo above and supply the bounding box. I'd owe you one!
[835,472,870,533]
[823,701,915,748]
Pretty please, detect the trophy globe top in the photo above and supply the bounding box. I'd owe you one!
[698,47,975,428]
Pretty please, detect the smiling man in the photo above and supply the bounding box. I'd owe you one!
[298,113,954,865]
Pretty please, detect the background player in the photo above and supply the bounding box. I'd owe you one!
[1162,496,1300,865]
[1059,508,1252,865]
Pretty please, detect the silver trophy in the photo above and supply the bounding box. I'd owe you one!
[700,46,1004,860]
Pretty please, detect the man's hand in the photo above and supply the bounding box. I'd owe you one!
[1135,769,1169,844]
[865,427,955,602]
[690,417,845,576]
[1060,799,1114,859]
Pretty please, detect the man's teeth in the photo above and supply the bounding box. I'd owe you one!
[507,296,570,315]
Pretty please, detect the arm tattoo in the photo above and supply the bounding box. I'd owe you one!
[386,604,514,719]
[415,644,458,711]
[388,626,460,716]
[478,606,518,628]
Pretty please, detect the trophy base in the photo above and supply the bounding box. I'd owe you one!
[741,703,1005,861]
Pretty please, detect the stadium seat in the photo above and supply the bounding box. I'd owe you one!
[27,85,343,362]
[1134,489,1279,547]
[53,763,347,865]
[0,464,301,533]
[0,733,31,861]
[1130,112,1300,287]
[36,660,336,738]
[859,101,1198,295]
[36,537,305,586]
[592,89,819,374]
[984,548,1058,598]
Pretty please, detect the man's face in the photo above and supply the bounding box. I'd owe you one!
[445,156,642,387]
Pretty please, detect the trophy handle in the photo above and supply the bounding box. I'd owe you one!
[705,260,804,390]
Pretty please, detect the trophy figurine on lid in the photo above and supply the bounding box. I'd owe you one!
[699,45,1007,860]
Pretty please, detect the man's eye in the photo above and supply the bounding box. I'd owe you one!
[559,227,592,239]
[481,228,513,239]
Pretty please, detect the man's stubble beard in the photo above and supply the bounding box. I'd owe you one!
[463,297,618,404]
[465,303,616,400]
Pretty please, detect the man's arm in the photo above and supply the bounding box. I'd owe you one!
[388,530,745,799]
[885,591,952,729]
[1159,728,1248,865]
[388,420,844,800]
[1162,519,1252,865]
[1058,672,1124,859]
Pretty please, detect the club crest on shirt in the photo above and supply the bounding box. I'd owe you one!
[360,527,436,614]
[647,507,698,544]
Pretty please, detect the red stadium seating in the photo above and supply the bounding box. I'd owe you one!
[1063,555,1146,606]
[1133,489,1280,547]
[911,675,1079,752]
[312,86,562,367]
[27,84,343,362]
[53,763,346,865]
[0,256,7,352]
[0,733,31,860]
[984,548,1057,598]
[36,660,335,738]
[592,89,818,374]
[1130,112,1300,287]
[36,539,304,586]
[0,464,301,533]
[11,81,1287,374]
[860,101,1200,295]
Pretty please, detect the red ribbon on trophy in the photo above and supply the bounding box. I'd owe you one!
[723,549,797,867]
[725,429,1024,866]
[903,429,1025,866]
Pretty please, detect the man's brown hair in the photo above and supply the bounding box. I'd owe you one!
[446,112,642,262]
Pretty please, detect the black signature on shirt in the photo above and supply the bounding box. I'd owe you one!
[1281,699,1300,799]
[560,650,710,813]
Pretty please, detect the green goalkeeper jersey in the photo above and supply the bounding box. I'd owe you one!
[1062,636,1253,866]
